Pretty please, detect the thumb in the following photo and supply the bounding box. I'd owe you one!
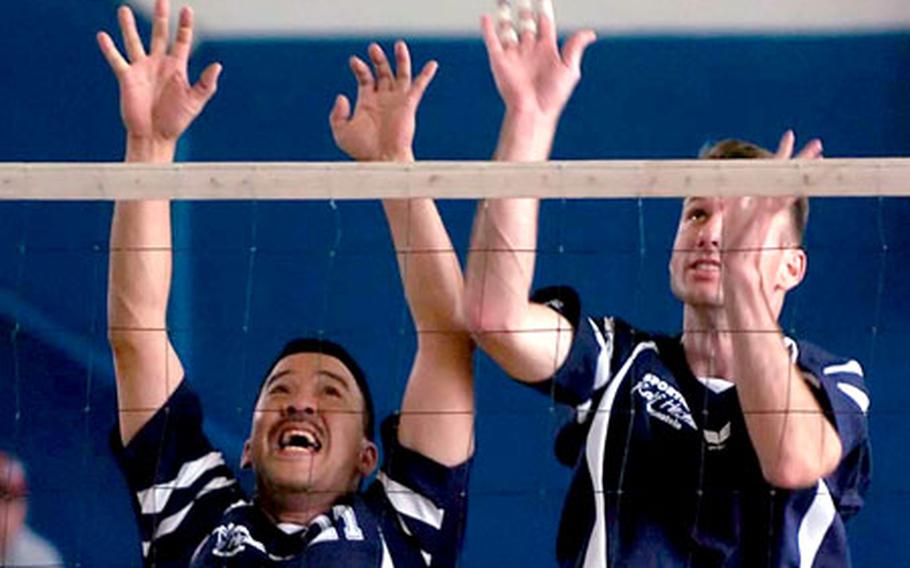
[329,95,352,133]
[561,30,596,73]
[192,62,222,104]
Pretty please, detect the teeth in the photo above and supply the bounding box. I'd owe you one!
[279,429,322,452]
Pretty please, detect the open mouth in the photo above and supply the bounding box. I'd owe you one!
[689,259,721,272]
[277,427,323,453]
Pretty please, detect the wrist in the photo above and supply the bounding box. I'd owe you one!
[125,135,177,163]
[495,109,560,162]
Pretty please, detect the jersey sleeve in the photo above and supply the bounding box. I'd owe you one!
[796,342,872,518]
[530,287,645,467]
[367,415,472,568]
[111,380,245,567]
[529,286,628,408]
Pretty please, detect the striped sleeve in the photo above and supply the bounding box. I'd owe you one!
[796,342,870,459]
[367,416,472,568]
[796,342,872,519]
[111,381,244,567]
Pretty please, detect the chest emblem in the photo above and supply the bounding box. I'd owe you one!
[210,523,267,558]
[631,373,697,431]
[704,422,732,450]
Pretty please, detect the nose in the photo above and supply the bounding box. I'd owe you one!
[696,213,722,250]
[281,388,318,418]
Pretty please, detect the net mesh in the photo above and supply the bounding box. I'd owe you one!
[1,189,906,566]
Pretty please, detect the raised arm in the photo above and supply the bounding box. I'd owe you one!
[330,42,473,466]
[99,0,221,444]
[720,144,842,488]
[464,1,595,383]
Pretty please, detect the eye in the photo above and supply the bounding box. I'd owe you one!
[687,208,708,223]
[323,384,342,398]
[268,383,289,396]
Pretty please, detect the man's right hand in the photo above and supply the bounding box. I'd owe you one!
[330,41,438,163]
[482,0,595,160]
[97,0,222,162]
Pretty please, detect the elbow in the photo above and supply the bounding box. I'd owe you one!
[761,454,833,490]
[463,289,519,353]
[108,329,141,360]
[760,429,843,490]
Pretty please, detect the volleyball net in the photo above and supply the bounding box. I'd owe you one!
[0,159,907,565]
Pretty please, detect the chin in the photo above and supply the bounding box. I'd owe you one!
[259,463,320,493]
[672,281,719,306]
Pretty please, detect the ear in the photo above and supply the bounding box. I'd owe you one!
[240,439,253,470]
[778,247,807,291]
[357,440,379,477]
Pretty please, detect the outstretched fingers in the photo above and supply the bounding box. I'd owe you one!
[410,60,439,101]
[774,130,796,159]
[536,0,555,24]
[516,0,538,47]
[496,0,519,46]
[536,3,557,45]
[481,14,504,59]
[795,138,824,160]
[395,40,412,85]
[775,130,824,160]
[150,0,171,56]
[170,6,194,62]
[369,43,395,91]
[97,31,130,76]
[117,5,146,62]
[349,56,375,88]
[350,55,376,103]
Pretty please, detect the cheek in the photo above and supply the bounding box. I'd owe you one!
[329,414,365,450]
[671,230,686,252]
[757,250,786,283]
[669,249,685,279]
[249,411,272,444]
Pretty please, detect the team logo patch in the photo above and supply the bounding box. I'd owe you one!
[704,422,731,450]
[210,523,266,557]
[631,373,697,431]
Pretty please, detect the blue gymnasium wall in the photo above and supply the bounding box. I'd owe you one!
[1,2,909,566]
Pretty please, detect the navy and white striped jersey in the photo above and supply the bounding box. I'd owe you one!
[531,286,871,568]
[112,381,471,567]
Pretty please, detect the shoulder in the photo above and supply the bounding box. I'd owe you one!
[790,337,871,446]
[792,338,864,376]
[791,338,868,403]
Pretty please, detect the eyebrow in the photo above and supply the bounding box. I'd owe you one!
[264,369,294,390]
[264,368,353,393]
[317,370,353,393]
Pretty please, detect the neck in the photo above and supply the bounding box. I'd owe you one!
[680,304,735,379]
[255,487,345,527]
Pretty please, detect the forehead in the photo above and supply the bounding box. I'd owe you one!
[682,196,719,209]
[265,352,358,391]
[677,197,796,236]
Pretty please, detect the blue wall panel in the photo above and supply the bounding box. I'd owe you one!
[1,3,909,566]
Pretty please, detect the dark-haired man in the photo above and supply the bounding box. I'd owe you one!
[464,1,870,565]
[100,1,472,565]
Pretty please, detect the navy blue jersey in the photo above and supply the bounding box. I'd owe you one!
[112,381,471,567]
[531,287,871,568]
